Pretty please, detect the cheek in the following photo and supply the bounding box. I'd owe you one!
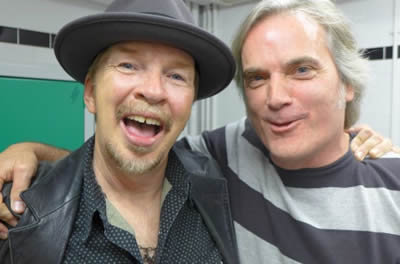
[113,84,133,103]
[169,89,194,119]
[100,73,133,104]
[291,80,332,105]
[244,89,265,114]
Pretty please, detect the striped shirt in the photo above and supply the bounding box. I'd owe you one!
[183,117,400,264]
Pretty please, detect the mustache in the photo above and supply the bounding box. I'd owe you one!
[116,102,172,131]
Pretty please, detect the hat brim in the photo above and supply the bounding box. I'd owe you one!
[54,12,235,100]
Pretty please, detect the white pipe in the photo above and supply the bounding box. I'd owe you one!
[391,0,400,145]
[211,4,219,129]
[84,107,95,141]
[186,2,201,136]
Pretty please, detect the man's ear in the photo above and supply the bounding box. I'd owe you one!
[345,84,355,102]
[84,76,96,114]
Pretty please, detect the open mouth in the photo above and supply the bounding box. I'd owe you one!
[123,115,163,138]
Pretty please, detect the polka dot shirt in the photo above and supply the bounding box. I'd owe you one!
[62,138,223,263]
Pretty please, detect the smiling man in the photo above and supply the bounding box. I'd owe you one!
[0,0,238,263]
[183,0,400,262]
[241,10,356,170]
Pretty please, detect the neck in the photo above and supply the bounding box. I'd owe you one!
[91,141,166,249]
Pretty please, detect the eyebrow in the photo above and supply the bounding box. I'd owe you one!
[283,56,321,68]
[243,67,267,78]
[242,56,322,77]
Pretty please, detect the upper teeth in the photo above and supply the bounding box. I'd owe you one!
[127,115,161,126]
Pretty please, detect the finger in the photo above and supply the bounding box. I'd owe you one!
[0,179,4,197]
[10,163,34,213]
[350,129,373,160]
[0,203,18,227]
[346,124,371,134]
[0,192,16,226]
[0,169,10,195]
[0,222,9,239]
[353,135,383,161]
[392,146,400,154]
[368,138,392,159]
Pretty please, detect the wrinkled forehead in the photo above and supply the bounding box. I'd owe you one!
[242,12,331,64]
[250,12,326,46]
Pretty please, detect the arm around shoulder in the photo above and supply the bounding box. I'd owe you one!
[0,142,70,217]
[14,142,70,162]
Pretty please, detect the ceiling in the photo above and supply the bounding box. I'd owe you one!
[185,0,259,6]
[87,0,259,7]
[86,0,360,7]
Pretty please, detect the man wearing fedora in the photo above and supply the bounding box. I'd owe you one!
[0,0,239,263]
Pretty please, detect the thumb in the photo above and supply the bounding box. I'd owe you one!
[10,164,36,214]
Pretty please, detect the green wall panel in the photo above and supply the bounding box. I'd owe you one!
[0,76,84,152]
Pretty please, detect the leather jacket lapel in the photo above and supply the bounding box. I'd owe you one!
[7,144,86,264]
[189,174,239,264]
[8,197,79,264]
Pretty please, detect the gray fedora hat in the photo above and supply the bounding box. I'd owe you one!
[54,0,235,100]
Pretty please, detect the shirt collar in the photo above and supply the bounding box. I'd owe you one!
[164,150,192,201]
[80,137,108,242]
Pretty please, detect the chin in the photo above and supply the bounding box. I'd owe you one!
[267,140,305,163]
[107,141,166,175]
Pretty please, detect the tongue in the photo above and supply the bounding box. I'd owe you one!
[125,119,157,138]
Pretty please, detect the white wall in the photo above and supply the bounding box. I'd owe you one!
[212,3,256,128]
[215,0,400,145]
[337,0,399,145]
[339,0,395,142]
[0,0,105,80]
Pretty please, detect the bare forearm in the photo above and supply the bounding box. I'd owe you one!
[9,142,70,162]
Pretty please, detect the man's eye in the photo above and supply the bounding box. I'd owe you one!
[251,75,264,81]
[169,73,185,81]
[292,66,316,79]
[115,63,136,73]
[245,75,266,89]
[296,66,310,74]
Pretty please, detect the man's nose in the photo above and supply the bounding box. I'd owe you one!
[266,74,292,110]
[134,71,166,104]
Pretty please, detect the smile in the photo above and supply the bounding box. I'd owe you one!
[267,113,308,134]
[269,120,298,133]
[121,114,164,147]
